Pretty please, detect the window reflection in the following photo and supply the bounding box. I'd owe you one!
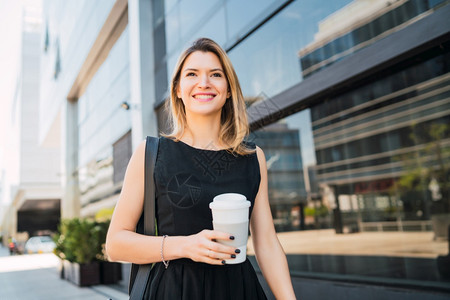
[225,0,282,42]
[178,0,221,43]
[229,0,353,100]
[163,4,180,54]
[251,122,308,231]
[300,0,446,77]
[230,0,445,101]
[164,0,177,15]
[251,49,450,284]
[188,6,227,47]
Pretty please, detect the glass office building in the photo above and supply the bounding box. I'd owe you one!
[151,0,450,296]
[40,0,450,298]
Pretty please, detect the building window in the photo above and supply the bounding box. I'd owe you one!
[53,38,61,79]
[113,131,132,185]
[44,21,49,52]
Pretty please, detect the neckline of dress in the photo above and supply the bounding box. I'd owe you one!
[165,136,231,152]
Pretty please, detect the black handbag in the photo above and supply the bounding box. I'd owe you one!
[129,136,160,299]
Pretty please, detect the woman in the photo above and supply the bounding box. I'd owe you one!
[106,38,296,299]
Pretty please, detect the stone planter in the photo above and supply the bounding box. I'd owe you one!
[63,260,100,286]
[57,258,64,279]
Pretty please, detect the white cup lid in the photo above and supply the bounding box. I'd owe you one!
[209,193,251,210]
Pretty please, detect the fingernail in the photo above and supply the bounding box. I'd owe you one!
[229,236,235,240]
[231,254,236,258]
[235,249,240,254]
[221,260,226,265]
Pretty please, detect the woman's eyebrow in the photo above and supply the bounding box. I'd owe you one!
[183,68,224,72]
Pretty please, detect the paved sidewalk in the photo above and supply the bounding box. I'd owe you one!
[0,246,128,300]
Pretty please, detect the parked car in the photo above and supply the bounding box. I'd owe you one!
[24,236,56,254]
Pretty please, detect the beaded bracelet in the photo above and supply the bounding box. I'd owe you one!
[161,235,169,269]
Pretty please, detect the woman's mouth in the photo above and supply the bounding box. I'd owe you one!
[193,94,216,102]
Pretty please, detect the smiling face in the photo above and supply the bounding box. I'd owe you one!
[176,51,230,118]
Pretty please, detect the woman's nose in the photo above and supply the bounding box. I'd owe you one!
[197,74,210,88]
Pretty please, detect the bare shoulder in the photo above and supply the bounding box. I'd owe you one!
[126,139,147,171]
[135,139,146,155]
[255,146,266,164]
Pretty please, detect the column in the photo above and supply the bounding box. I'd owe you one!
[128,0,158,150]
[61,100,80,218]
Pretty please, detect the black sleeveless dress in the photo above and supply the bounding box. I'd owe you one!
[143,136,268,299]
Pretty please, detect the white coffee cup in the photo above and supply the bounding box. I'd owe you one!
[209,193,251,264]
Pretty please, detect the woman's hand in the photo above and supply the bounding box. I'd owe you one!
[182,230,239,265]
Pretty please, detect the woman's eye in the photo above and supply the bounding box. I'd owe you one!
[186,72,196,76]
[212,73,222,77]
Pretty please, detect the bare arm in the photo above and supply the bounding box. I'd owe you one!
[250,146,297,299]
[105,140,237,265]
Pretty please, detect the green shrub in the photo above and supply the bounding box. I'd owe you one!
[53,218,109,264]
[304,205,329,217]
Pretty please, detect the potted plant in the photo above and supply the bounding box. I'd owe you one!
[53,218,102,286]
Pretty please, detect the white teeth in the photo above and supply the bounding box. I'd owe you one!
[194,94,215,99]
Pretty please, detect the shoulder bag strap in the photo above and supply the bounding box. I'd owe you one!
[144,136,158,236]
[129,136,159,300]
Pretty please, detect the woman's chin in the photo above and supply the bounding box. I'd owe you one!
[186,107,223,118]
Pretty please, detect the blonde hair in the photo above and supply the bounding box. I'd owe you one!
[163,38,254,155]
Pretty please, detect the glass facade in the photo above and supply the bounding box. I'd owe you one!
[299,0,447,77]
[252,49,449,285]
[229,0,446,100]
[152,0,450,291]
[250,123,308,231]
[152,0,291,104]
